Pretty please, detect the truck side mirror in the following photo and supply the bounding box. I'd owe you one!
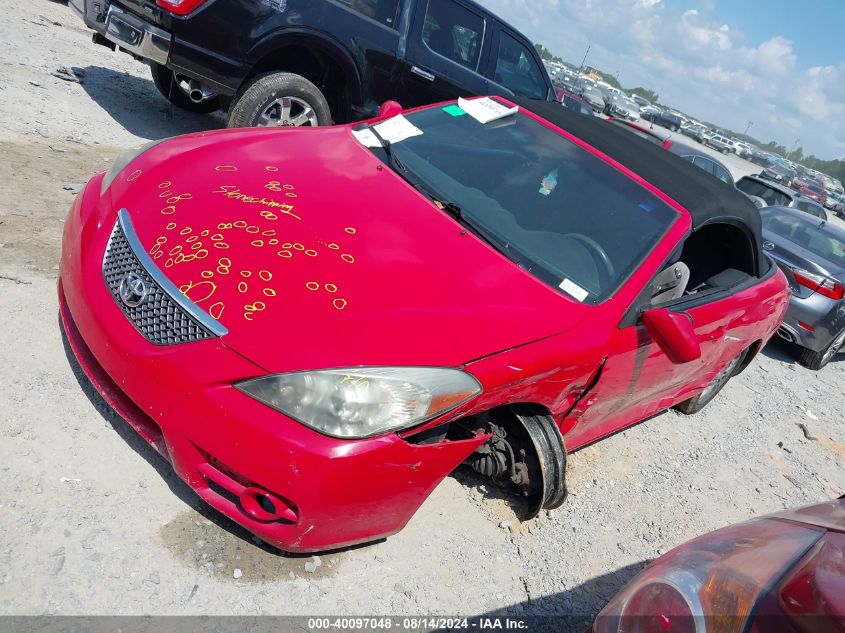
[641,307,701,364]
[378,100,403,118]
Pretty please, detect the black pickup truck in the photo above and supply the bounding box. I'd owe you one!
[68,0,553,127]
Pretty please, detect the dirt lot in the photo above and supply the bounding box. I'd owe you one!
[1,1,843,627]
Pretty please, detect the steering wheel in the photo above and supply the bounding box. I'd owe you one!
[566,233,615,280]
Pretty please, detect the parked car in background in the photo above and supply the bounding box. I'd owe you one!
[746,148,773,167]
[736,174,796,206]
[762,206,845,369]
[795,181,828,206]
[793,197,828,219]
[59,95,789,551]
[680,123,708,143]
[669,145,734,186]
[641,109,683,131]
[575,81,606,112]
[630,94,652,110]
[701,133,734,154]
[603,94,641,121]
[731,140,752,156]
[67,0,553,128]
[554,86,594,116]
[759,162,797,185]
[826,192,845,217]
[591,496,845,632]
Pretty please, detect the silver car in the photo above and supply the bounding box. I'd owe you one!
[703,133,734,154]
[762,206,845,369]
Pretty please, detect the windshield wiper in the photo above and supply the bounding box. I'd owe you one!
[366,126,517,263]
[412,182,518,261]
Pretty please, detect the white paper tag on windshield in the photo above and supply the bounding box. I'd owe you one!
[559,278,589,302]
[458,97,518,124]
[372,114,423,144]
[351,128,383,148]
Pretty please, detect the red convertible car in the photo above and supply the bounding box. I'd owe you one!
[592,496,845,633]
[59,96,789,552]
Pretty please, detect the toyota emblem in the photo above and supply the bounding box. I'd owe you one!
[118,272,149,308]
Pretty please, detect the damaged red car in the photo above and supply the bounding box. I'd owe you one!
[59,96,789,553]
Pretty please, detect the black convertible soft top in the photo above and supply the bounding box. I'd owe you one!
[512,97,766,275]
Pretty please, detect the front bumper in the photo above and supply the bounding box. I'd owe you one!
[59,178,486,552]
[70,1,171,66]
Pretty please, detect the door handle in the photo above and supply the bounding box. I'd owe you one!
[411,66,435,82]
[763,241,775,251]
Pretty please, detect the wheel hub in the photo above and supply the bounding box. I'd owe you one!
[258,96,318,128]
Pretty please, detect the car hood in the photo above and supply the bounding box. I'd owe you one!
[106,126,587,372]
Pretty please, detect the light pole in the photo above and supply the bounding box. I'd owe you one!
[789,138,800,161]
[576,45,590,78]
[743,120,753,137]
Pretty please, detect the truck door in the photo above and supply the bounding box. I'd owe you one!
[399,0,491,107]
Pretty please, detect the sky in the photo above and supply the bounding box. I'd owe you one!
[476,0,845,160]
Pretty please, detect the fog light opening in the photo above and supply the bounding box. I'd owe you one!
[239,486,297,523]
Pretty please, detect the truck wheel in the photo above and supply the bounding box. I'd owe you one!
[150,63,221,114]
[675,352,744,415]
[227,72,331,128]
[797,330,845,370]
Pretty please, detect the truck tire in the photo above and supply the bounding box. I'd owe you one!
[797,330,845,370]
[675,351,744,415]
[150,63,221,114]
[227,72,331,128]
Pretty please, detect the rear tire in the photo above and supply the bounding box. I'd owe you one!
[150,63,221,114]
[227,72,331,128]
[675,351,745,415]
[797,330,845,370]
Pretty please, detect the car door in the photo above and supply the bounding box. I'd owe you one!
[564,226,759,449]
[485,26,551,100]
[399,0,490,107]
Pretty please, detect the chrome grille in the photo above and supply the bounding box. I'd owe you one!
[102,214,215,346]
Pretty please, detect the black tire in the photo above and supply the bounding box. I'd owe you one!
[721,148,729,154]
[227,72,331,128]
[675,351,745,415]
[150,63,221,114]
[797,330,845,370]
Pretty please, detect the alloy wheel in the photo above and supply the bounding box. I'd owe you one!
[258,96,319,127]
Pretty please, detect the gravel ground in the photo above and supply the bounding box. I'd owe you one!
[1,1,843,627]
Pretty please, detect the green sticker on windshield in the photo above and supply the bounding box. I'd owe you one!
[443,104,467,117]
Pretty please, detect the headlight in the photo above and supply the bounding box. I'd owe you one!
[100,138,170,194]
[236,367,482,439]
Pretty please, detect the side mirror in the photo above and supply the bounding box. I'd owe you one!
[378,100,403,118]
[642,308,701,364]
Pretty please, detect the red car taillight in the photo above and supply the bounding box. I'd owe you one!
[592,519,823,633]
[777,533,845,630]
[793,269,845,300]
[155,0,211,15]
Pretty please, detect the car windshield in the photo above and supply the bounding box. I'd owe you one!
[762,208,845,269]
[365,105,680,303]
